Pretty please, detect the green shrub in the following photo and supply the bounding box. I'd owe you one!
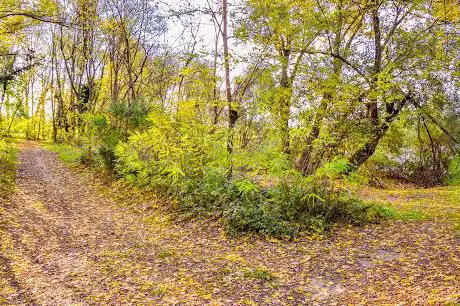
[447,154,460,185]
[79,100,150,171]
[85,113,125,170]
[224,177,386,237]
[108,106,389,237]
[108,100,150,130]
[224,191,295,236]
[98,145,117,170]
[174,165,387,237]
[114,104,227,190]
[179,169,232,217]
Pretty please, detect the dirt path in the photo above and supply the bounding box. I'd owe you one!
[1,141,459,305]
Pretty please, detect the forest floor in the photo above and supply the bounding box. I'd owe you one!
[0,141,459,305]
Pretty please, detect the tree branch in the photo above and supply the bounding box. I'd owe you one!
[0,62,39,84]
[0,11,71,27]
[304,49,369,81]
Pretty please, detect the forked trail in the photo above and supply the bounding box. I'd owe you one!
[1,141,459,305]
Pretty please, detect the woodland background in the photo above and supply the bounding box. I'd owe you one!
[0,0,459,235]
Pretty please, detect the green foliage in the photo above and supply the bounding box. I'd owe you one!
[115,104,227,189]
[88,113,123,168]
[108,100,150,131]
[244,267,274,282]
[179,169,231,217]
[234,145,291,175]
[447,155,460,185]
[224,190,294,236]
[224,172,390,236]
[95,103,390,237]
[83,103,146,170]
[314,158,350,179]
[0,138,17,198]
[177,169,387,236]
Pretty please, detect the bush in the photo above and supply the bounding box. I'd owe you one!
[108,106,388,237]
[98,145,117,170]
[447,154,460,185]
[224,178,386,237]
[175,165,386,237]
[224,189,294,236]
[179,169,232,217]
[79,100,150,171]
[114,104,227,189]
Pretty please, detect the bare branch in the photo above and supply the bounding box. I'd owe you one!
[0,11,71,27]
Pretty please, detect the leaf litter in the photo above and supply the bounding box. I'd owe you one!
[0,141,459,304]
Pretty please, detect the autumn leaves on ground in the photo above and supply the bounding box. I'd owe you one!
[0,141,458,305]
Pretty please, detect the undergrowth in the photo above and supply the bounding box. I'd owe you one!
[447,154,460,186]
[104,110,390,237]
[177,170,389,237]
[0,138,18,306]
[67,139,389,237]
[0,138,18,199]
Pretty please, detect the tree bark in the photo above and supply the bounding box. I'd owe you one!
[348,93,411,170]
[369,1,381,126]
[222,0,237,178]
[279,46,291,154]
[296,94,329,175]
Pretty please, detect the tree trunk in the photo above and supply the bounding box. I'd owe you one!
[348,124,388,169]
[279,47,291,154]
[296,94,329,174]
[296,3,344,175]
[222,0,237,178]
[369,1,381,127]
[348,93,411,170]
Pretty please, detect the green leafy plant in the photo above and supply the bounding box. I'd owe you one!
[447,155,460,185]
[244,267,275,282]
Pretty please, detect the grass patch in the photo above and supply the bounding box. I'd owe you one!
[374,205,427,221]
[393,209,427,221]
[0,138,18,199]
[41,141,82,165]
[157,249,176,259]
[244,267,275,282]
[359,185,459,223]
